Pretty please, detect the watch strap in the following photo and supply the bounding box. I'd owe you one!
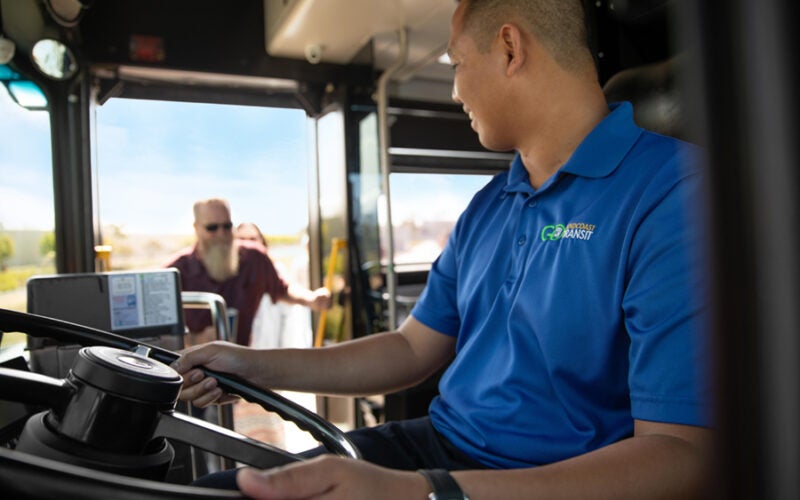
[417,469,468,500]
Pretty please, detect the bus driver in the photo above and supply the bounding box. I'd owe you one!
[172,1,713,498]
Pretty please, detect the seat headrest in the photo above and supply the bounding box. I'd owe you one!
[603,56,684,140]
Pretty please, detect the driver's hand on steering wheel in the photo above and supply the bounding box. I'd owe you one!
[237,455,433,500]
[171,341,254,408]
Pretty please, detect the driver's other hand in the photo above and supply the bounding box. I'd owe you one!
[170,341,247,408]
[237,455,431,500]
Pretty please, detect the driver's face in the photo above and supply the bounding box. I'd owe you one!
[448,1,516,153]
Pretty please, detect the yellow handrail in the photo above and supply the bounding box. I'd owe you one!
[314,238,347,347]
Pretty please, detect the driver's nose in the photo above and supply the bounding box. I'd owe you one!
[451,71,466,104]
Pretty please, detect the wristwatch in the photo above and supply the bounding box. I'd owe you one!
[417,469,470,500]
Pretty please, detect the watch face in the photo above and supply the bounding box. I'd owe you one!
[428,493,469,500]
[419,469,468,500]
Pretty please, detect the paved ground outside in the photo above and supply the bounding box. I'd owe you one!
[233,391,321,454]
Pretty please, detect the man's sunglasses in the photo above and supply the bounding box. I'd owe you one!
[204,222,233,232]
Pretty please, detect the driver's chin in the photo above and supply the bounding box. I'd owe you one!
[476,132,510,154]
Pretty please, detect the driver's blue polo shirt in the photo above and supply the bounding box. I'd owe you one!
[411,102,711,469]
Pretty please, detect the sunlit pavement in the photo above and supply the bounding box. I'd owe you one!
[233,390,322,454]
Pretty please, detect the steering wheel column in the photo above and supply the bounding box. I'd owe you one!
[0,308,360,499]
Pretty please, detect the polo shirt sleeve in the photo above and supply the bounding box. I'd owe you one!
[624,156,713,427]
[411,225,462,337]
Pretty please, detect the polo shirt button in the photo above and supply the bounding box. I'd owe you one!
[528,200,538,208]
[518,236,527,246]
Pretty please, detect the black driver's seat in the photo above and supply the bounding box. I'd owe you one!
[602,55,685,141]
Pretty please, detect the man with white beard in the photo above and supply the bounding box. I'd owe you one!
[165,198,331,346]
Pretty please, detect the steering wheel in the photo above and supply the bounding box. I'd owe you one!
[0,308,360,499]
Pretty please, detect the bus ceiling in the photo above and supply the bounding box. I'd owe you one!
[0,0,455,114]
[1,0,677,114]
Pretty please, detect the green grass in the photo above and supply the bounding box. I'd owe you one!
[0,266,53,346]
[0,265,54,293]
[0,331,26,348]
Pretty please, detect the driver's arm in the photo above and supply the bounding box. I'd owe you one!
[236,420,712,500]
[172,315,455,407]
[448,419,712,500]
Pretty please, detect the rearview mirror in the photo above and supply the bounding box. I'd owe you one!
[31,38,77,80]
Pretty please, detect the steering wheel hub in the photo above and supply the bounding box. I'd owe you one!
[14,346,184,479]
[0,308,360,498]
[71,346,183,405]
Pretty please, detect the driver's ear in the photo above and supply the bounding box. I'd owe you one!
[498,23,526,76]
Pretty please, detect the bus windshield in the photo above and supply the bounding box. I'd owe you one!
[0,85,54,313]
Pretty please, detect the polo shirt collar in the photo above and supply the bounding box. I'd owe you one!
[505,101,642,193]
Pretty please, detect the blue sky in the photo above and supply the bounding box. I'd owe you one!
[0,86,493,237]
[0,87,54,231]
[94,98,311,235]
[0,89,311,235]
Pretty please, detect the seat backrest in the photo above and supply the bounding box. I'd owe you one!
[603,56,684,140]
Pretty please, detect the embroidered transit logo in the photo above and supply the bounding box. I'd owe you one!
[540,222,596,241]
